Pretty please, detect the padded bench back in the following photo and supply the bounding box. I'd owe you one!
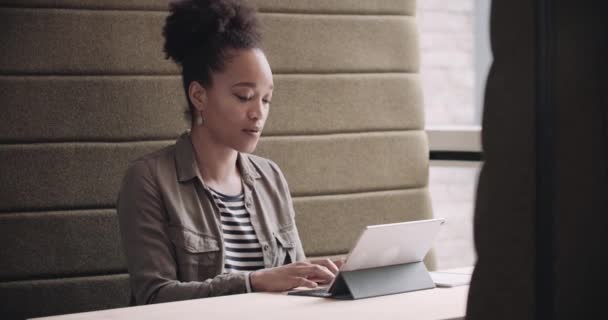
[0,0,432,318]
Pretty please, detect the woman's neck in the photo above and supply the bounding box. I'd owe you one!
[189,127,241,192]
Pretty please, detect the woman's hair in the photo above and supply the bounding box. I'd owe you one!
[163,0,262,116]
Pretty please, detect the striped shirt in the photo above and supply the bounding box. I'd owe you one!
[208,188,265,273]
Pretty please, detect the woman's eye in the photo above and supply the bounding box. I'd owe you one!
[236,95,251,102]
[263,99,272,105]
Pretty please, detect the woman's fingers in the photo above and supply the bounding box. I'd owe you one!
[310,258,340,274]
[306,264,335,283]
[296,277,319,288]
[291,263,334,282]
[251,263,338,291]
[333,258,345,269]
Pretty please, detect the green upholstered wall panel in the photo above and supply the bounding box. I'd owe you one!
[0,74,423,142]
[1,9,418,74]
[0,132,427,211]
[267,74,424,135]
[264,73,424,135]
[256,132,429,195]
[294,189,433,256]
[0,210,125,280]
[0,0,172,10]
[0,0,416,15]
[0,8,173,75]
[261,14,418,73]
[256,0,416,15]
[0,141,168,212]
[0,76,188,143]
[0,274,129,319]
[0,189,431,279]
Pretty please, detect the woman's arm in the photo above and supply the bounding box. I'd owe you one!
[117,160,249,305]
[270,161,344,274]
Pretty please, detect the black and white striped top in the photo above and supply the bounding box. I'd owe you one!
[208,188,265,273]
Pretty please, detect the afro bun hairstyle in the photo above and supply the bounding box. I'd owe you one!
[163,0,262,97]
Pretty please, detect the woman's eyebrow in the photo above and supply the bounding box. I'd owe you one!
[232,82,274,90]
[232,82,256,88]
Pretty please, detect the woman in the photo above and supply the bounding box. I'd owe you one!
[117,0,339,305]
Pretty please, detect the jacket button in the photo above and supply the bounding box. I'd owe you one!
[263,244,269,251]
[245,200,252,208]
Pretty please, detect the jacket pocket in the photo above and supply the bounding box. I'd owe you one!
[273,227,297,266]
[169,226,220,281]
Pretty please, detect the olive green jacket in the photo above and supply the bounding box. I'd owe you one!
[117,132,306,305]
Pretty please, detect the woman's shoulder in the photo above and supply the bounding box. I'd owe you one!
[123,144,177,180]
[242,153,293,199]
[242,153,283,176]
[134,144,176,164]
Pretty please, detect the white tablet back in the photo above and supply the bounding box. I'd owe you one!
[340,218,445,272]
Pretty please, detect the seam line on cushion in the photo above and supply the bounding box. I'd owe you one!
[1,270,128,283]
[0,6,414,16]
[0,72,419,80]
[291,186,429,198]
[0,209,115,217]
[0,187,429,215]
[0,273,129,285]
[0,204,123,215]
[0,130,425,145]
[0,71,419,77]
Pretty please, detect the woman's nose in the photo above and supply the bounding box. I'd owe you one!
[248,100,264,120]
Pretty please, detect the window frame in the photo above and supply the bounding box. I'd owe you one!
[427,125,482,164]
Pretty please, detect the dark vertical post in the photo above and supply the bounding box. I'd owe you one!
[535,0,555,319]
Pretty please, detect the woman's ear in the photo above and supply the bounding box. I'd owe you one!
[188,81,207,112]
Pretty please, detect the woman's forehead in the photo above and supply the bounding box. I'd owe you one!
[215,49,273,88]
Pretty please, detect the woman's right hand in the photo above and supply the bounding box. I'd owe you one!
[249,262,335,292]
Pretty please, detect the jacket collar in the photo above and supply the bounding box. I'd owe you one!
[175,132,261,185]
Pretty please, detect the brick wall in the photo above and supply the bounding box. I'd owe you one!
[418,0,478,269]
[418,0,475,125]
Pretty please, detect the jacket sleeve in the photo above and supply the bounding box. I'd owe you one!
[117,160,249,305]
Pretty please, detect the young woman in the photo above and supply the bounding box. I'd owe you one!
[117,0,340,305]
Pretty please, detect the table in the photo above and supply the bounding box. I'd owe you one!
[33,285,469,320]
[33,267,472,320]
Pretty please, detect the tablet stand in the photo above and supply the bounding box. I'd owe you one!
[329,261,435,300]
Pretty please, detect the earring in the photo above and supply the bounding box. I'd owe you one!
[195,112,205,126]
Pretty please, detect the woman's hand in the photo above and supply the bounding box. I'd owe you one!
[308,258,344,275]
[249,262,335,292]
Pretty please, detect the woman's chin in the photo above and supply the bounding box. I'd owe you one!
[234,141,259,154]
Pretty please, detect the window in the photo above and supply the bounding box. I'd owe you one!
[417,0,491,269]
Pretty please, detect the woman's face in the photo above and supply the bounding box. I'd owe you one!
[193,48,273,154]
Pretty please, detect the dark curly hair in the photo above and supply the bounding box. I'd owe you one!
[163,0,262,116]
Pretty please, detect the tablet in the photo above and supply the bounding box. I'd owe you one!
[288,218,445,298]
[340,218,445,271]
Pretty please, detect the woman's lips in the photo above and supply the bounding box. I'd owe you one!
[243,128,261,136]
